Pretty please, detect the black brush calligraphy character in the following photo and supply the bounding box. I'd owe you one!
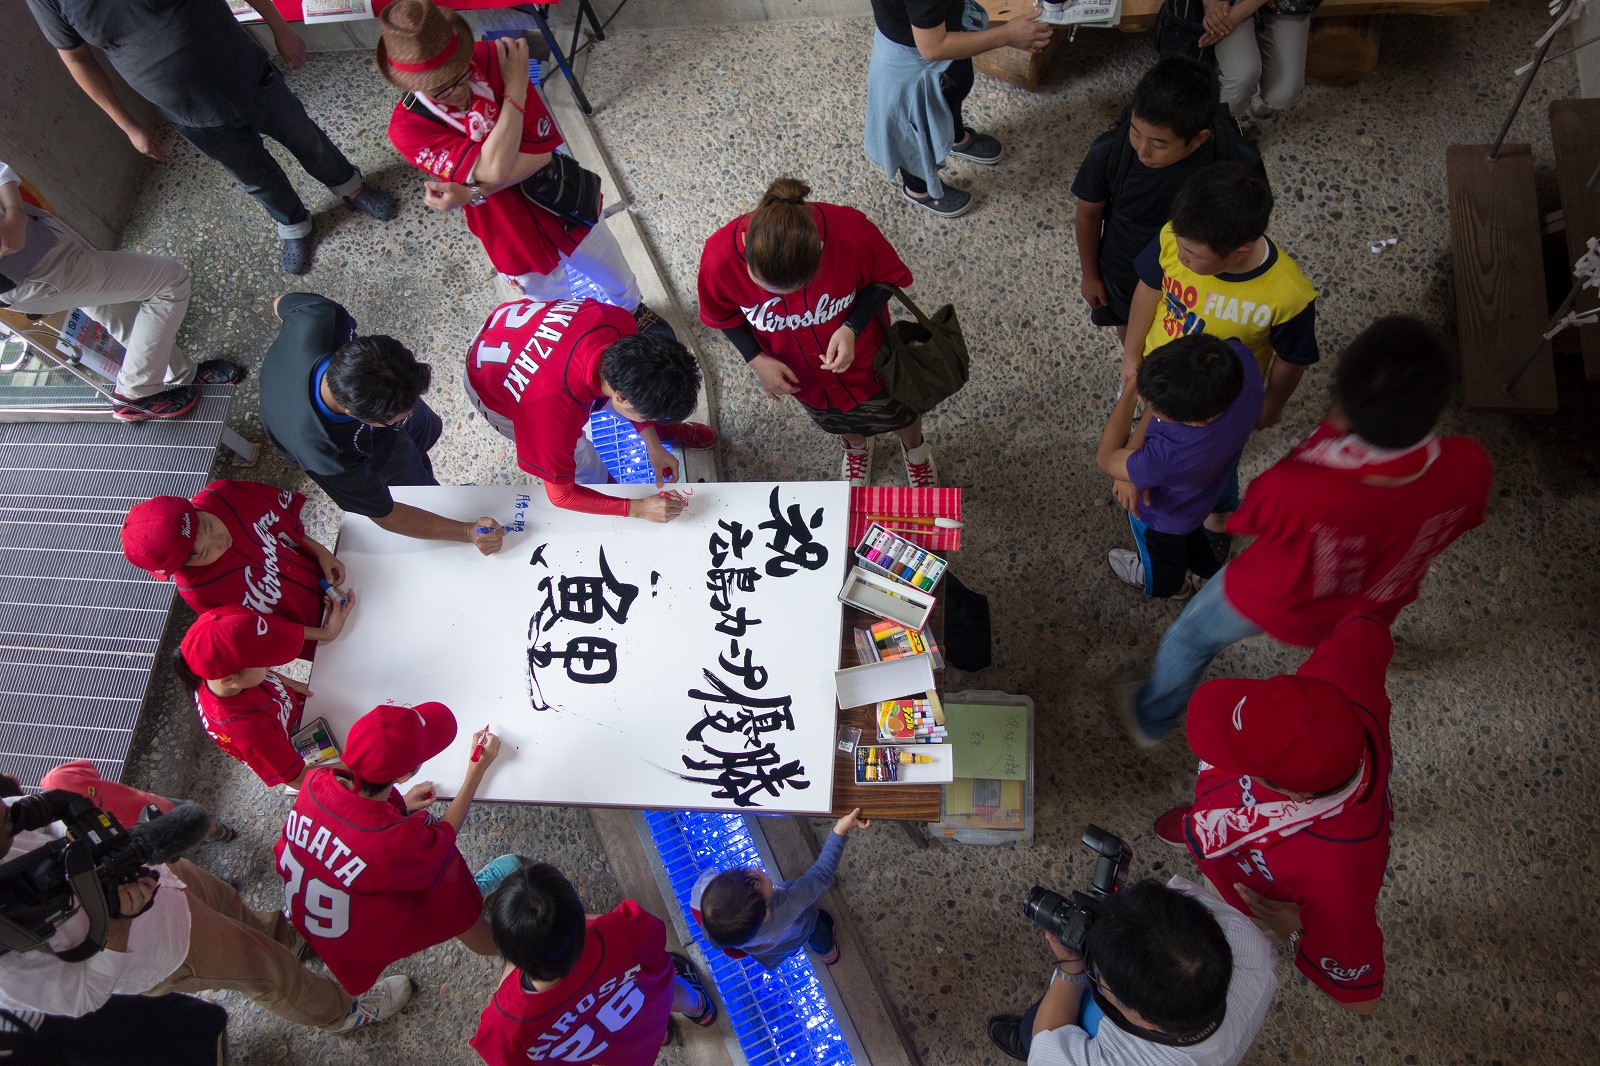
[530,635,619,684]
[680,743,811,806]
[758,486,829,577]
[709,520,754,568]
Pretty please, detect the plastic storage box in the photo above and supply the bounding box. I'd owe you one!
[931,689,1035,848]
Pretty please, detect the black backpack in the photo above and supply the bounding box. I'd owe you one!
[1102,102,1266,200]
[1154,0,1214,65]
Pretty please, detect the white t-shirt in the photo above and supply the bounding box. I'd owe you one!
[0,797,191,1017]
[1028,876,1278,1066]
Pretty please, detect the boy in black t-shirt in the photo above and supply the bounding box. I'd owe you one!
[1072,58,1263,339]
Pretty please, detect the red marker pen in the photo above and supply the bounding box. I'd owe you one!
[470,724,490,762]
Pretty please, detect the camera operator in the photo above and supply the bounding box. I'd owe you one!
[988,877,1277,1065]
[0,791,412,1034]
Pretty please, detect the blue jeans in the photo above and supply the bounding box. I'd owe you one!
[172,65,361,238]
[806,909,836,955]
[1133,564,1263,739]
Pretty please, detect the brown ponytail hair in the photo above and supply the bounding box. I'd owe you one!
[744,177,822,292]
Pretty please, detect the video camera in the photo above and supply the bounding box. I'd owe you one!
[1023,825,1133,957]
[0,790,210,961]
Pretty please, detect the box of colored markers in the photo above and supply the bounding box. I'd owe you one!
[877,691,946,743]
[856,524,947,593]
[853,743,954,786]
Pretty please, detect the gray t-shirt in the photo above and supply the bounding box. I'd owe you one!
[1028,877,1278,1066]
[24,0,271,128]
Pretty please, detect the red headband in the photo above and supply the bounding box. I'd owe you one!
[387,35,462,74]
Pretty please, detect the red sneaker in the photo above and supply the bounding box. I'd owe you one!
[656,421,717,449]
[1153,805,1191,850]
[112,385,198,422]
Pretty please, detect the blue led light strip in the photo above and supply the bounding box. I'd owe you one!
[643,811,856,1066]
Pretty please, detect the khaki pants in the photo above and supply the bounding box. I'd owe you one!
[143,859,352,1031]
[2,216,195,399]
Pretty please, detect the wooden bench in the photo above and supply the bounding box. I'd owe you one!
[975,0,1488,91]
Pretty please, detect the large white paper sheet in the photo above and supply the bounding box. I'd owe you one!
[306,482,847,814]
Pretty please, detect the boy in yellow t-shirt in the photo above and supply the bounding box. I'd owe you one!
[1121,161,1318,434]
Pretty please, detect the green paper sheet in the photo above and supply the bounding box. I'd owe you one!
[947,702,1027,780]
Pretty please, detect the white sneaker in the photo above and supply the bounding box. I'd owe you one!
[1108,548,1145,589]
[1109,549,1204,601]
[841,440,872,486]
[337,975,415,1033]
[902,440,938,487]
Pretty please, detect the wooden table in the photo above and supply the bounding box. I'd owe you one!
[829,597,945,823]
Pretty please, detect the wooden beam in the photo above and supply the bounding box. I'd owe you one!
[1445,144,1559,414]
[1305,16,1381,87]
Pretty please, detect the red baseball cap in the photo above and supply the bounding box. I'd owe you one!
[1185,674,1367,794]
[179,605,304,680]
[121,496,199,579]
[342,702,457,784]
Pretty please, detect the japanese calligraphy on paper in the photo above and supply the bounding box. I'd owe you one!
[306,483,847,814]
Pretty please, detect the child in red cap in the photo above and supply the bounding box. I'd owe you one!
[275,703,513,995]
[1153,610,1394,1015]
[121,480,347,660]
[174,601,355,789]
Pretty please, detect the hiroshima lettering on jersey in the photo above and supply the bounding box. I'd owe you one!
[479,299,586,404]
[242,509,286,613]
[282,808,368,888]
[739,290,856,333]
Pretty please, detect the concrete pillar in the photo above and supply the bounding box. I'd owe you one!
[0,0,157,248]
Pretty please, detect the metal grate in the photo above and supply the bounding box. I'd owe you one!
[0,385,238,789]
[643,811,855,1066]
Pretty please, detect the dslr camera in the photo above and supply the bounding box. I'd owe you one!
[1023,824,1133,956]
[0,790,209,960]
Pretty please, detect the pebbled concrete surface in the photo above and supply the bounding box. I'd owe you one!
[102,5,1598,1064]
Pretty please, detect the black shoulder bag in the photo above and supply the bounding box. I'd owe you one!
[400,92,602,231]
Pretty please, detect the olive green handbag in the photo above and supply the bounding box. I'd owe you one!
[869,284,970,414]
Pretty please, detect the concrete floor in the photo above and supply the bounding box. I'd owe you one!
[108,4,1599,1064]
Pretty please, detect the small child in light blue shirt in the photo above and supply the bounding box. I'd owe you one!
[690,808,871,968]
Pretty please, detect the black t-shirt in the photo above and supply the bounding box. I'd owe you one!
[1071,129,1221,288]
[258,293,399,519]
[870,0,964,48]
[25,0,271,128]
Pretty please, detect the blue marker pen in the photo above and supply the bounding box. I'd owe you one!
[318,578,347,606]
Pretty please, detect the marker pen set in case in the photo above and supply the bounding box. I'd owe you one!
[857,524,946,592]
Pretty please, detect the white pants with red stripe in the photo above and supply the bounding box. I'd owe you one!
[506,214,641,312]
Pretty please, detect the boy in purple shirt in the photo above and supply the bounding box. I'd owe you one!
[1096,334,1262,598]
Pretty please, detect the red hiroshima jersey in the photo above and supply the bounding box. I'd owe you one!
[274,768,483,994]
[387,41,583,277]
[177,480,324,661]
[1223,423,1493,646]
[697,203,912,412]
[471,901,675,1066]
[1186,613,1394,1004]
[194,673,306,788]
[465,297,642,514]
